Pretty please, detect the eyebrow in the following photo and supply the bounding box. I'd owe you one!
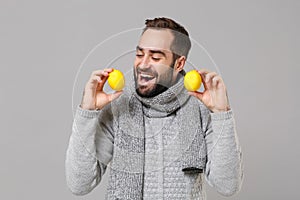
[136,46,167,57]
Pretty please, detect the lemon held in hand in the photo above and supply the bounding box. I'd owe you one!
[184,70,202,91]
[107,69,125,91]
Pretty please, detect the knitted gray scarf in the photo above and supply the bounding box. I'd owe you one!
[106,72,207,199]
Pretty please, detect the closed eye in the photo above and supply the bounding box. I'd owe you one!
[136,54,144,58]
[152,57,161,61]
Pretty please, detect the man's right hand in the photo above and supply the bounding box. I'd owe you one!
[80,68,123,110]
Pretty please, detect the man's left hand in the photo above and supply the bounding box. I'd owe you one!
[188,69,230,113]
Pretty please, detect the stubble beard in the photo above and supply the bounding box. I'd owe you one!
[134,64,175,98]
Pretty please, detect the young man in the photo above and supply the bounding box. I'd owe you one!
[66,17,243,199]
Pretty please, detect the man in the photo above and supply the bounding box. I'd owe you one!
[66,17,243,199]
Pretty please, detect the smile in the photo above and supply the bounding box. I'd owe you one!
[138,73,156,86]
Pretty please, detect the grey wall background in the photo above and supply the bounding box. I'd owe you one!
[1,0,299,199]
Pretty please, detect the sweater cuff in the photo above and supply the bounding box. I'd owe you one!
[76,105,101,118]
[210,109,234,121]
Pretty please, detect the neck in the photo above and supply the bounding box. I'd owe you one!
[132,74,190,117]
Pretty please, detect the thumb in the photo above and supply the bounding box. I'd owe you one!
[188,91,204,101]
[108,90,123,102]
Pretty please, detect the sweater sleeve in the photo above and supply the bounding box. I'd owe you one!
[65,104,114,196]
[201,105,243,197]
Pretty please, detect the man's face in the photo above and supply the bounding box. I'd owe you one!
[134,29,177,97]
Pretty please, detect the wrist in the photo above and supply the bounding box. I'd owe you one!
[210,109,233,121]
[80,103,96,110]
[211,105,231,113]
[76,104,101,118]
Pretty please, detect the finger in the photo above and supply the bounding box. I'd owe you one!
[198,68,210,76]
[86,75,101,90]
[90,75,101,83]
[197,69,210,90]
[92,68,114,77]
[203,72,218,90]
[212,76,222,88]
[205,72,217,82]
[90,69,113,91]
[97,75,109,91]
[200,75,208,91]
[108,90,123,102]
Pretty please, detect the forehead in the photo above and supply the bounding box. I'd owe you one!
[138,29,174,51]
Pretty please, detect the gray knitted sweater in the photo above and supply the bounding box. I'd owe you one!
[66,81,243,199]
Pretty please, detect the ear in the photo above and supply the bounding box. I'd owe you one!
[174,56,186,72]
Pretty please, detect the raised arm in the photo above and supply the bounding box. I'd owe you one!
[189,69,243,196]
[65,68,121,195]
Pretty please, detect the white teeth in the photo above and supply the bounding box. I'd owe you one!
[140,74,154,79]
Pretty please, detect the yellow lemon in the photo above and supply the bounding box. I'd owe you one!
[184,70,202,91]
[108,69,125,91]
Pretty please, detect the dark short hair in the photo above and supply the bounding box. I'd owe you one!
[142,17,191,58]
